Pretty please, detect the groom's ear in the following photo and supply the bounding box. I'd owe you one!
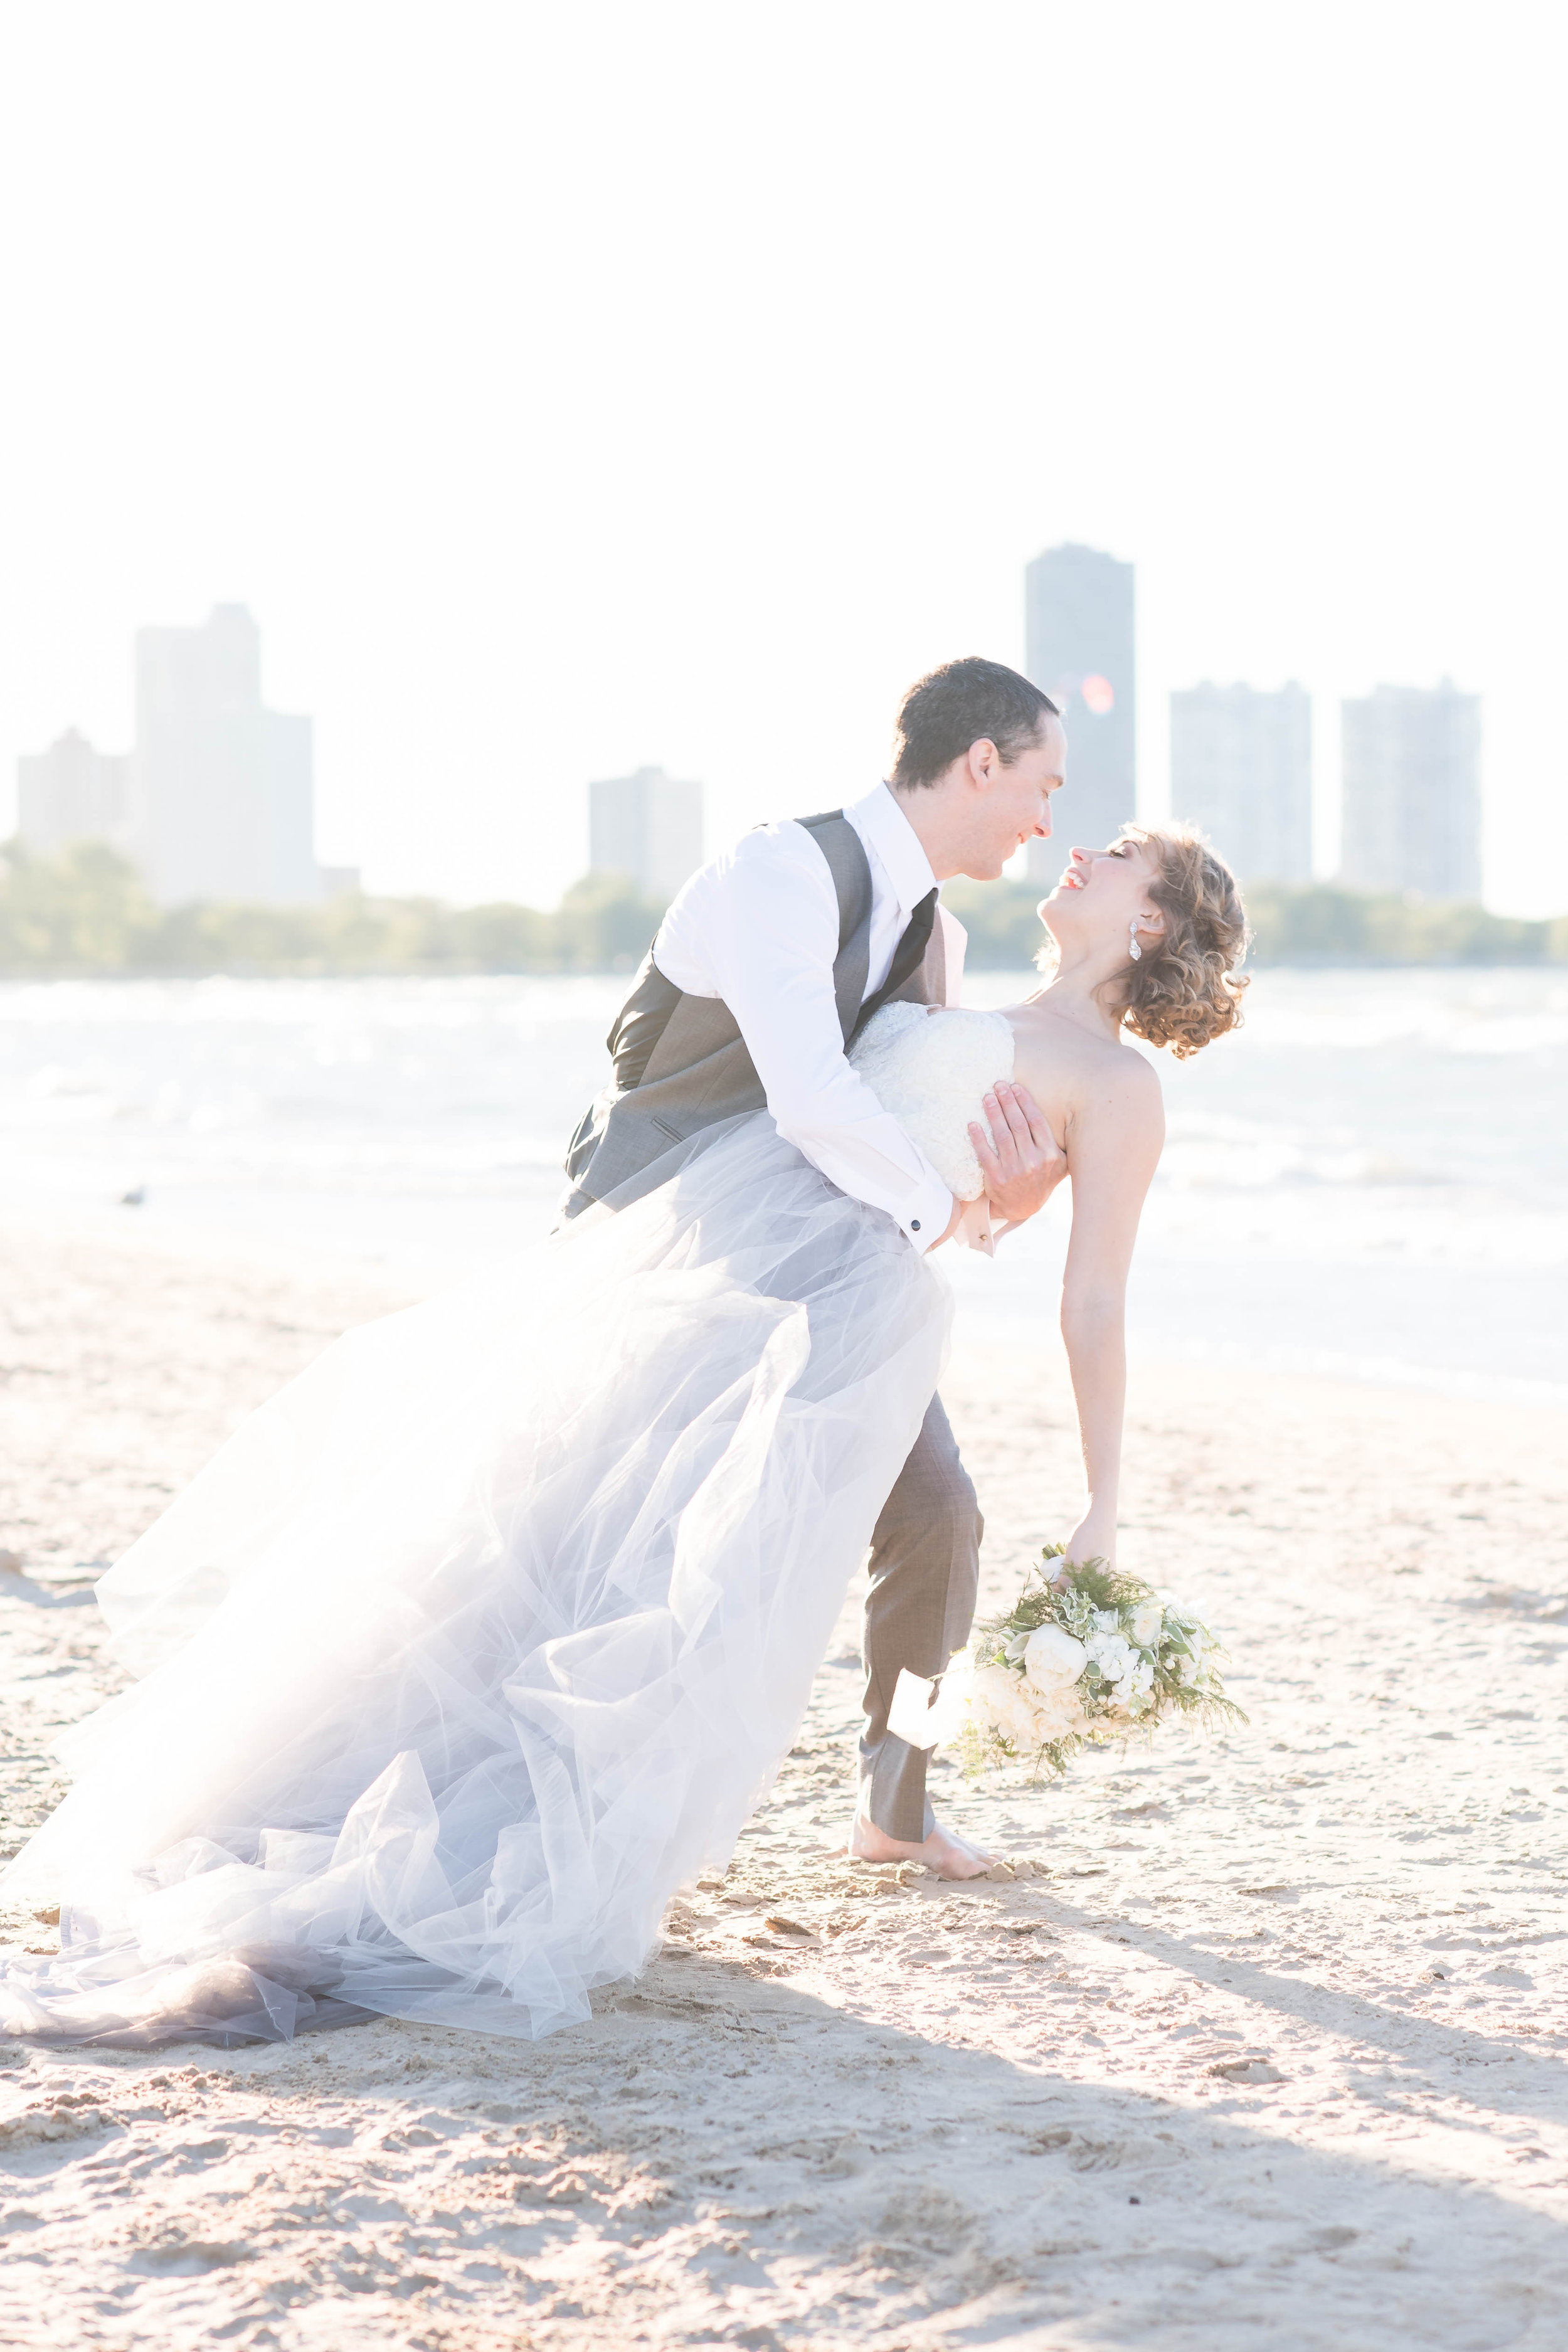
[966,736,1002,786]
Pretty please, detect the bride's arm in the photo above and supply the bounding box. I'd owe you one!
[1055,1057,1165,1571]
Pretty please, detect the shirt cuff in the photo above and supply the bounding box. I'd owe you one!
[899,1167,956,1254]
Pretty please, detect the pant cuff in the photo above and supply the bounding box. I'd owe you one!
[860,1738,933,1843]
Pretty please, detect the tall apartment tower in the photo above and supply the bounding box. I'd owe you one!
[1340,682,1482,900]
[1170,682,1313,884]
[133,603,320,906]
[1024,543,1135,884]
[16,729,135,859]
[589,765,704,903]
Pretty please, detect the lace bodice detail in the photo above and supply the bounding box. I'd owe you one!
[849,1002,1015,1202]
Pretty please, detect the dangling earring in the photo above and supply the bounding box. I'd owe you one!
[1128,921,1143,963]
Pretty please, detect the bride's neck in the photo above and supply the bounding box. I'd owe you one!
[1021,948,1128,1040]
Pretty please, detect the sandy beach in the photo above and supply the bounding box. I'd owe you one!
[3,1216,1566,2351]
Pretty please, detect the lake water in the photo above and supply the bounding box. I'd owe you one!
[1,967,1564,1409]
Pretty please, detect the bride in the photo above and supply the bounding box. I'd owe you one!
[0,776,1246,2052]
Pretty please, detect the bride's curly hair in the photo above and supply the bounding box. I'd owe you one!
[1039,823,1251,1057]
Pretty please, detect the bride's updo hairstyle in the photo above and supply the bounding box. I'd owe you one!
[1116,824,1249,1056]
[1042,824,1251,1058]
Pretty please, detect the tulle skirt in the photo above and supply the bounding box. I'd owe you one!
[0,1118,947,2047]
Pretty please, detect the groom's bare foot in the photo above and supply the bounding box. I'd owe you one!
[847,1813,997,1882]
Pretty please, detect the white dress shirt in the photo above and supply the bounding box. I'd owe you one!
[652,783,964,1253]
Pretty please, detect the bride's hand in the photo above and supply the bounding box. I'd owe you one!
[968,1083,1066,1231]
[1061,1513,1116,1574]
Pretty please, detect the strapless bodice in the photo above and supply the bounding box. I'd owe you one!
[848,1002,1015,1202]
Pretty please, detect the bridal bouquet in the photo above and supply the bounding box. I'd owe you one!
[899,1546,1243,1779]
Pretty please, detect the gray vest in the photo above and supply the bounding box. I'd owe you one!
[563,808,945,1211]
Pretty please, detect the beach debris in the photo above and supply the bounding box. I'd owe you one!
[1207,2057,1286,2084]
[818,2131,868,2176]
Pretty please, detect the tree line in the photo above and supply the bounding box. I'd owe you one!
[2,840,1564,976]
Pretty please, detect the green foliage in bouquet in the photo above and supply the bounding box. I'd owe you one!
[948,1544,1246,1780]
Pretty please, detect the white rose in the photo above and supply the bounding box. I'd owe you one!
[1022,1624,1089,1692]
[1005,1675,1061,1749]
[1128,1599,1163,1648]
[1032,1684,1086,1739]
[970,1664,1027,1737]
[1005,1684,1049,1743]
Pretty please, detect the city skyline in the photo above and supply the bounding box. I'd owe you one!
[16,605,354,907]
[0,10,1558,921]
[12,595,1498,911]
[3,595,1510,915]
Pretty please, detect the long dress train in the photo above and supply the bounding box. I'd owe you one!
[0,1118,947,2047]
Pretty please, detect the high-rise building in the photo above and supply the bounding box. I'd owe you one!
[1170,682,1313,884]
[16,729,135,859]
[133,603,320,905]
[1024,543,1135,884]
[1340,682,1481,900]
[16,606,345,905]
[589,766,704,903]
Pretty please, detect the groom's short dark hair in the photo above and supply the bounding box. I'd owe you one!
[891,657,1059,788]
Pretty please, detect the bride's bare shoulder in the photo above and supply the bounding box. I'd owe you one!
[1104,1036,1165,1104]
[1005,1003,1163,1114]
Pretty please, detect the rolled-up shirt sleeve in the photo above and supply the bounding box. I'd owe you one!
[665,823,954,1251]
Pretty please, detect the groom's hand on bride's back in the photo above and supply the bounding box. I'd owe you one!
[967,1082,1067,1232]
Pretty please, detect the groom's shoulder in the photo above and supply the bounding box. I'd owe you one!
[699,813,837,887]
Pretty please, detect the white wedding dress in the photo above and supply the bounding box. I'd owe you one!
[0,1006,1015,2048]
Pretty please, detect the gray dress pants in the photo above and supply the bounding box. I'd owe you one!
[859,1394,982,1841]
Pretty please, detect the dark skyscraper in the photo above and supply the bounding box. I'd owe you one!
[1024,543,1136,884]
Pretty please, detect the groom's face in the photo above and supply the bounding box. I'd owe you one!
[958,714,1067,879]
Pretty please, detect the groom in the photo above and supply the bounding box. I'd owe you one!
[561,656,1069,1878]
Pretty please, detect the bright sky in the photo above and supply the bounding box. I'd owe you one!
[1,1,1564,914]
